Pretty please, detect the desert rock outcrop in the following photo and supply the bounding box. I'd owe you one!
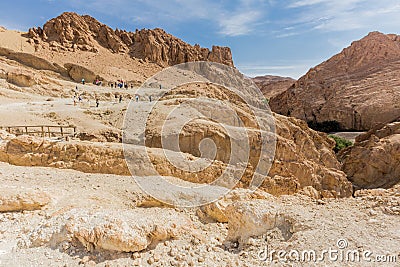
[64,63,98,83]
[224,200,298,246]
[0,84,352,198]
[270,31,400,131]
[199,189,275,223]
[339,121,400,189]
[0,186,51,212]
[28,12,234,67]
[26,208,190,253]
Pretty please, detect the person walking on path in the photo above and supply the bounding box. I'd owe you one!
[96,99,99,108]
[135,94,139,102]
[119,95,122,103]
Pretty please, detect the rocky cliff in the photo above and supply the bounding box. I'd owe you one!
[28,12,234,67]
[270,32,400,131]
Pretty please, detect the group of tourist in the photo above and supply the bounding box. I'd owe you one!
[109,80,134,89]
[72,84,153,108]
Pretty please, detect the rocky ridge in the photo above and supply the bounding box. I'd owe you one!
[0,84,353,199]
[28,12,233,67]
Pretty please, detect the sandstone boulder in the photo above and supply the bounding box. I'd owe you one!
[199,189,275,223]
[0,47,62,73]
[26,208,190,252]
[6,71,37,87]
[270,31,400,131]
[224,200,298,246]
[0,186,51,212]
[339,122,400,189]
[64,63,98,83]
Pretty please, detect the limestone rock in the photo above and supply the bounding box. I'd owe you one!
[0,47,62,73]
[224,200,298,246]
[0,186,51,212]
[28,12,234,67]
[0,130,15,141]
[200,189,275,223]
[6,71,37,87]
[270,31,400,131]
[0,84,352,198]
[0,80,352,199]
[339,122,400,189]
[27,208,190,252]
[64,63,99,83]
[130,28,234,66]
[143,84,352,197]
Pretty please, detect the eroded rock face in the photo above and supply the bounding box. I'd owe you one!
[28,12,234,67]
[0,47,62,73]
[6,72,37,87]
[0,186,51,212]
[199,189,275,223]
[252,75,295,99]
[224,200,298,246]
[270,31,400,131]
[0,84,352,198]
[339,122,400,189]
[25,208,190,253]
[143,84,352,198]
[64,63,98,83]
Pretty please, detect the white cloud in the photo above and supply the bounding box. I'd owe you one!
[288,0,330,8]
[283,0,400,33]
[218,10,263,36]
[67,0,268,37]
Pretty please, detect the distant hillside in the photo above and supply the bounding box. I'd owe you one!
[252,75,295,99]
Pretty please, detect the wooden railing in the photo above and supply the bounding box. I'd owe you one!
[1,125,77,138]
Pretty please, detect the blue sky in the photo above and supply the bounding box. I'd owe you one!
[1,0,400,78]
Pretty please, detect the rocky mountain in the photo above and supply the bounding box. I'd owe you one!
[270,31,400,131]
[28,12,233,67]
[252,75,295,99]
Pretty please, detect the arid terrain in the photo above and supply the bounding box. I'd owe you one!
[0,12,399,267]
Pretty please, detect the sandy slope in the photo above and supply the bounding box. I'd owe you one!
[0,29,35,53]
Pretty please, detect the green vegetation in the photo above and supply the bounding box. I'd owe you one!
[328,134,353,153]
